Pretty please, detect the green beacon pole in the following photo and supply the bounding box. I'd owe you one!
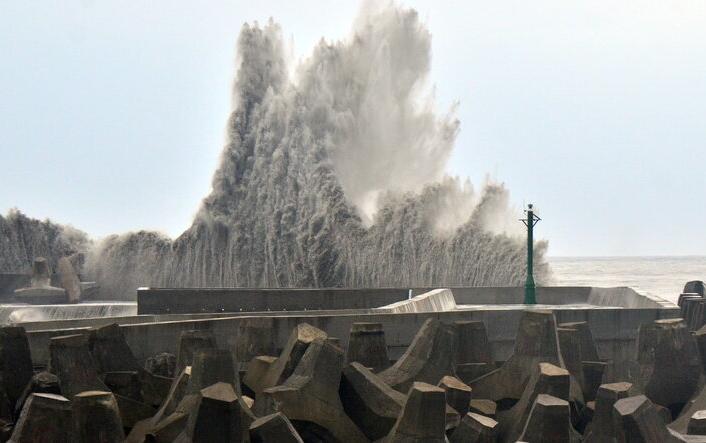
[521,203,541,305]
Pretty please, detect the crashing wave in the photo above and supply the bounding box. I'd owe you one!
[1,4,549,300]
[85,4,549,299]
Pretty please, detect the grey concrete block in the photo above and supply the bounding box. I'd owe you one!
[347,322,390,372]
[249,412,304,443]
[378,318,457,393]
[72,390,125,443]
[265,338,368,442]
[384,382,447,443]
[8,393,71,443]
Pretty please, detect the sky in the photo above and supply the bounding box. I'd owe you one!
[1,1,705,257]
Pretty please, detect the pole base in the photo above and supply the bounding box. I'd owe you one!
[524,280,537,305]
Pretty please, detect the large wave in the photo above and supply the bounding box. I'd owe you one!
[0,209,89,273]
[3,4,549,299]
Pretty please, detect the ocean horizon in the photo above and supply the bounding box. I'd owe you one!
[548,255,706,304]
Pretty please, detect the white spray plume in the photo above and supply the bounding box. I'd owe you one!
[1,3,550,298]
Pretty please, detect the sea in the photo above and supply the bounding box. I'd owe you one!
[548,256,706,304]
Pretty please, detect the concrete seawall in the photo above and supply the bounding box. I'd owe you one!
[24,304,678,377]
[136,287,411,314]
[16,285,679,382]
[135,285,669,315]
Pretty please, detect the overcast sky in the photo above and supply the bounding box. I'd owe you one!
[1,1,705,256]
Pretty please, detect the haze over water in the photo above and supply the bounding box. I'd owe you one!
[549,256,706,304]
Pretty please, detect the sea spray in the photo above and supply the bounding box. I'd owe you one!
[85,4,550,299]
[0,209,89,273]
[1,4,550,299]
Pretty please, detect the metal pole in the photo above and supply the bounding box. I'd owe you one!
[521,204,540,304]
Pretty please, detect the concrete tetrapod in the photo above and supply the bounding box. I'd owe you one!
[438,375,472,417]
[145,352,177,378]
[449,412,498,443]
[583,382,635,442]
[233,318,277,372]
[612,395,683,443]
[178,382,255,443]
[13,371,60,417]
[103,371,142,401]
[340,362,460,440]
[114,393,156,428]
[147,386,205,443]
[123,367,191,442]
[347,322,390,372]
[30,257,51,287]
[49,333,109,397]
[637,319,700,414]
[580,361,607,404]
[340,361,408,440]
[519,394,579,443]
[56,256,82,303]
[378,318,457,393]
[244,356,276,391]
[187,348,240,395]
[469,399,497,418]
[498,362,570,443]
[89,323,141,373]
[153,366,192,426]
[681,298,703,331]
[264,338,368,443]
[557,323,605,402]
[691,300,706,332]
[678,293,701,309]
[176,330,217,373]
[455,320,495,383]
[260,323,328,392]
[250,323,327,415]
[0,326,33,407]
[670,382,706,434]
[72,390,125,443]
[249,412,304,443]
[383,382,447,443]
[8,393,71,443]
[695,326,706,373]
[13,258,66,304]
[557,321,600,362]
[685,281,706,297]
[470,310,564,402]
[688,410,706,436]
[138,368,173,408]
